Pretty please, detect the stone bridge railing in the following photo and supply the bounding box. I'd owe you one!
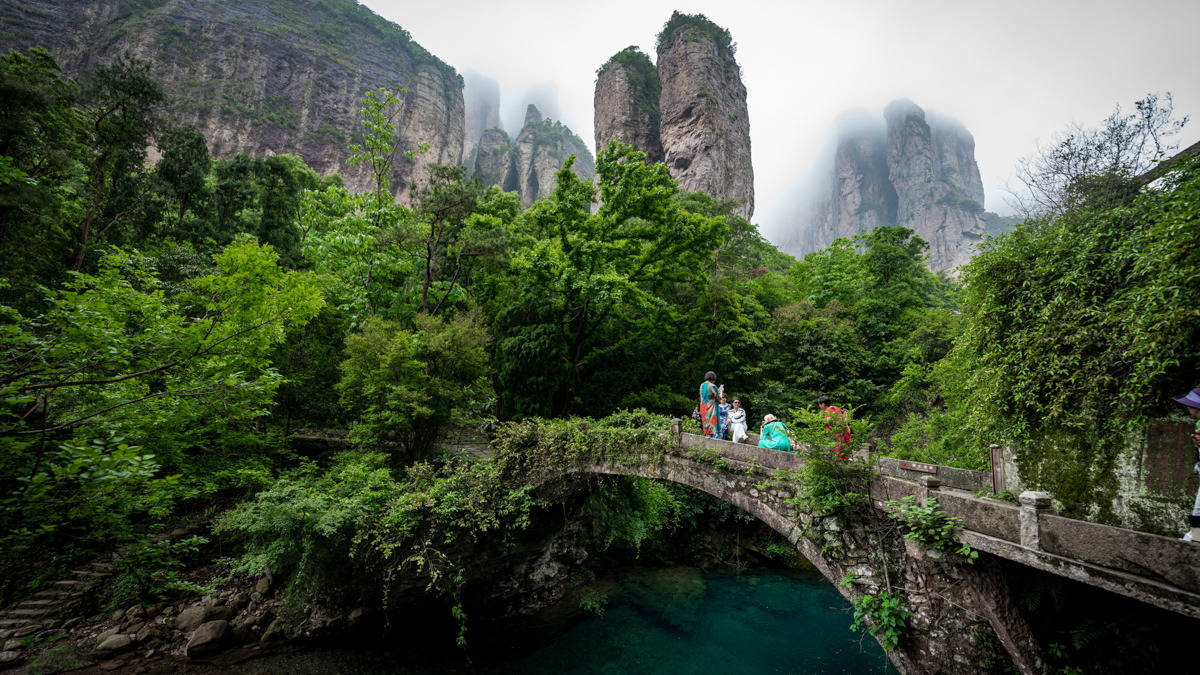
[666,430,1200,620]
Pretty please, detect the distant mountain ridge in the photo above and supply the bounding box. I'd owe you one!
[0,0,465,202]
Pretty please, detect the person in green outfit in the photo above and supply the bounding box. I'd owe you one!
[758,414,793,452]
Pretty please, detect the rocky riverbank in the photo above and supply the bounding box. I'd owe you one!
[0,564,371,673]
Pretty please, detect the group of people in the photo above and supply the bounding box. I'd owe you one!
[697,372,749,443]
[696,371,851,455]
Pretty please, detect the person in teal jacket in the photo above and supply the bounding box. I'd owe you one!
[758,414,793,452]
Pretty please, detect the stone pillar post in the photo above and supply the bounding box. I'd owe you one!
[670,418,682,445]
[919,475,941,504]
[1018,491,1052,550]
[989,444,1005,493]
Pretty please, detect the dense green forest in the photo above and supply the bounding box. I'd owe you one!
[1,42,1197,642]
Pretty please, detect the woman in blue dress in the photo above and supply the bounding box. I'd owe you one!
[717,394,731,440]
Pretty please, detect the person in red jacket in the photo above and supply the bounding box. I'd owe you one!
[818,395,851,459]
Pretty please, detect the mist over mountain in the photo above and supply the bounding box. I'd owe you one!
[463,69,501,151]
[768,100,1010,273]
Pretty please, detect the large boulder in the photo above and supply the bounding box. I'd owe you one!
[185,620,230,659]
[176,604,234,631]
[174,606,208,632]
[95,633,132,653]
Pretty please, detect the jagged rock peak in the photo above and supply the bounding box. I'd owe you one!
[512,113,595,206]
[656,12,754,219]
[472,128,516,193]
[781,100,987,274]
[0,0,465,204]
[594,46,663,163]
[524,104,544,126]
[471,108,593,207]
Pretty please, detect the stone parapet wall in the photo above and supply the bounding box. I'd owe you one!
[998,415,1199,535]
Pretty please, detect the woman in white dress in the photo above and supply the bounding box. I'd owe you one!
[728,398,748,443]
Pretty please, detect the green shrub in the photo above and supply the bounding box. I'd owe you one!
[784,407,874,516]
[110,535,213,607]
[910,157,1200,519]
[885,495,977,562]
[338,310,494,459]
[850,589,909,652]
[657,11,736,63]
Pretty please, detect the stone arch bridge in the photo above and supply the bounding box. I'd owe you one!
[526,426,1200,675]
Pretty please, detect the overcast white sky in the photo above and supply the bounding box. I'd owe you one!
[361,0,1200,236]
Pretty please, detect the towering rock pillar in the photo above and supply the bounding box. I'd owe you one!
[798,115,898,253]
[594,47,663,163]
[510,105,595,206]
[656,13,754,220]
[884,100,986,271]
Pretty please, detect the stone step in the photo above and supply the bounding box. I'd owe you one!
[32,590,75,600]
[0,620,31,629]
[52,580,89,588]
[16,600,58,609]
[70,570,109,578]
[6,609,50,618]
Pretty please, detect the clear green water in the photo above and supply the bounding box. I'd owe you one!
[486,567,894,675]
[196,566,894,674]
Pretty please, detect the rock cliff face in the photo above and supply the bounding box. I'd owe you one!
[473,104,593,207]
[796,115,898,254]
[884,100,986,272]
[594,47,662,163]
[472,128,516,191]
[512,105,595,206]
[656,14,754,219]
[0,0,464,203]
[784,100,986,273]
